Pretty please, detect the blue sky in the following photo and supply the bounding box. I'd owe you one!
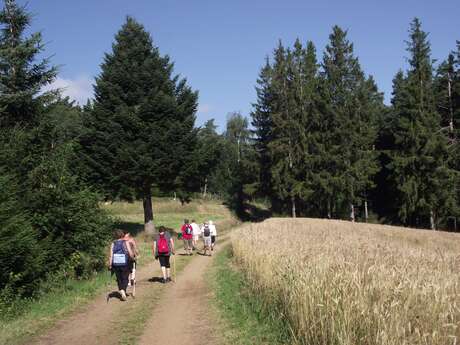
[22,0,459,131]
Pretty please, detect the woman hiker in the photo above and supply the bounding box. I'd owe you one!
[108,229,135,301]
[153,226,175,283]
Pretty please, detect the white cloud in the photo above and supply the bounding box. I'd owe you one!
[43,75,94,105]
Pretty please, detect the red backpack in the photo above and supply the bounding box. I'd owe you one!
[158,234,169,254]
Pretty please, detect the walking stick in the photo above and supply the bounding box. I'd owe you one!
[106,267,112,303]
[172,254,176,283]
[131,261,136,298]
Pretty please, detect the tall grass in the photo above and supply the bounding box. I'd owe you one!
[232,218,460,345]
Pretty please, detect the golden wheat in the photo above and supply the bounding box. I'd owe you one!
[231,218,460,345]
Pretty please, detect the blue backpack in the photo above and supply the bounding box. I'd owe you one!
[112,240,128,267]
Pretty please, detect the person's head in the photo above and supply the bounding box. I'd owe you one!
[158,226,166,234]
[184,219,189,224]
[113,229,124,240]
[191,219,196,223]
[209,220,213,225]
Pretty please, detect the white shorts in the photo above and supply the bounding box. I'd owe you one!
[203,236,211,247]
[193,235,199,242]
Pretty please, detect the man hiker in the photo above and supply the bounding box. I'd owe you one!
[209,220,217,251]
[181,219,194,255]
[190,219,200,250]
[108,229,135,301]
[153,226,175,283]
[202,221,212,256]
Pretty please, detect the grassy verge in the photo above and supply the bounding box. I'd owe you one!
[208,245,290,345]
[0,198,234,345]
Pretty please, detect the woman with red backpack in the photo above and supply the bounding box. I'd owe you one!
[153,226,175,283]
[108,229,135,301]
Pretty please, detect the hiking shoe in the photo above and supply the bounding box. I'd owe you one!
[120,290,127,301]
[161,278,166,284]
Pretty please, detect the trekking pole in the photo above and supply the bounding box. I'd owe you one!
[172,254,176,283]
[132,261,136,298]
[106,268,112,303]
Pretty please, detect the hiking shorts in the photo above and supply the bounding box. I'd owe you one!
[193,235,200,242]
[158,255,170,268]
[183,238,193,250]
[203,236,211,247]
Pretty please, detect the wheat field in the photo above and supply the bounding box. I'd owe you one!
[231,218,460,345]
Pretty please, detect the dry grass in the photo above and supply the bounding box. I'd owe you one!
[231,218,460,345]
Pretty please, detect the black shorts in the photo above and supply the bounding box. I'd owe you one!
[211,235,216,244]
[158,255,170,268]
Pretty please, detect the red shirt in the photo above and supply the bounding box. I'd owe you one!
[181,224,193,240]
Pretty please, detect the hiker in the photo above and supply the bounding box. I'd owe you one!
[123,231,139,286]
[209,220,217,251]
[153,226,175,283]
[181,219,194,255]
[190,219,201,250]
[202,221,212,256]
[108,229,135,301]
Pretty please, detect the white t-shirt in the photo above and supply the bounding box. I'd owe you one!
[191,222,201,237]
[209,224,217,236]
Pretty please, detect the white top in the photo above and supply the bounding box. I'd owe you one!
[209,224,217,236]
[191,222,201,236]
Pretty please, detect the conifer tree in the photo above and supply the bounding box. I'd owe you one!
[0,0,57,128]
[320,26,382,220]
[82,17,197,233]
[251,57,274,200]
[388,18,457,229]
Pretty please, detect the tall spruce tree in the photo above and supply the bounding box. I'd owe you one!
[251,57,274,200]
[82,17,197,233]
[320,26,382,220]
[0,0,57,128]
[388,18,457,229]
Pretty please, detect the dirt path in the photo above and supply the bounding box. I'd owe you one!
[32,259,162,345]
[138,246,223,345]
[31,241,226,345]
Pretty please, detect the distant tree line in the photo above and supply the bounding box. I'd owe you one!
[247,19,459,230]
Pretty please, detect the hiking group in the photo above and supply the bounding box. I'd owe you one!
[107,219,217,301]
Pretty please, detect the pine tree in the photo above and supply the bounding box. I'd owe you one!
[251,57,274,200]
[320,26,382,220]
[388,18,457,229]
[0,0,57,128]
[195,119,222,198]
[82,17,198,233]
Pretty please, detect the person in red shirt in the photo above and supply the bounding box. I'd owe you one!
[181,219,193,256]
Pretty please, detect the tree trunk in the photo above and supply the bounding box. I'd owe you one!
[430,209,435,231]
[350,204,355,222]
[291,195,296,218]
[143,190,155,235]
[203,177,208,198]
[364,200,368,223]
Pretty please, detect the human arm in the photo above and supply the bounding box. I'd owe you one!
[108,243,114,270]
[153,240,158,259]
[170,238,175,255]
[125,240,134,260]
